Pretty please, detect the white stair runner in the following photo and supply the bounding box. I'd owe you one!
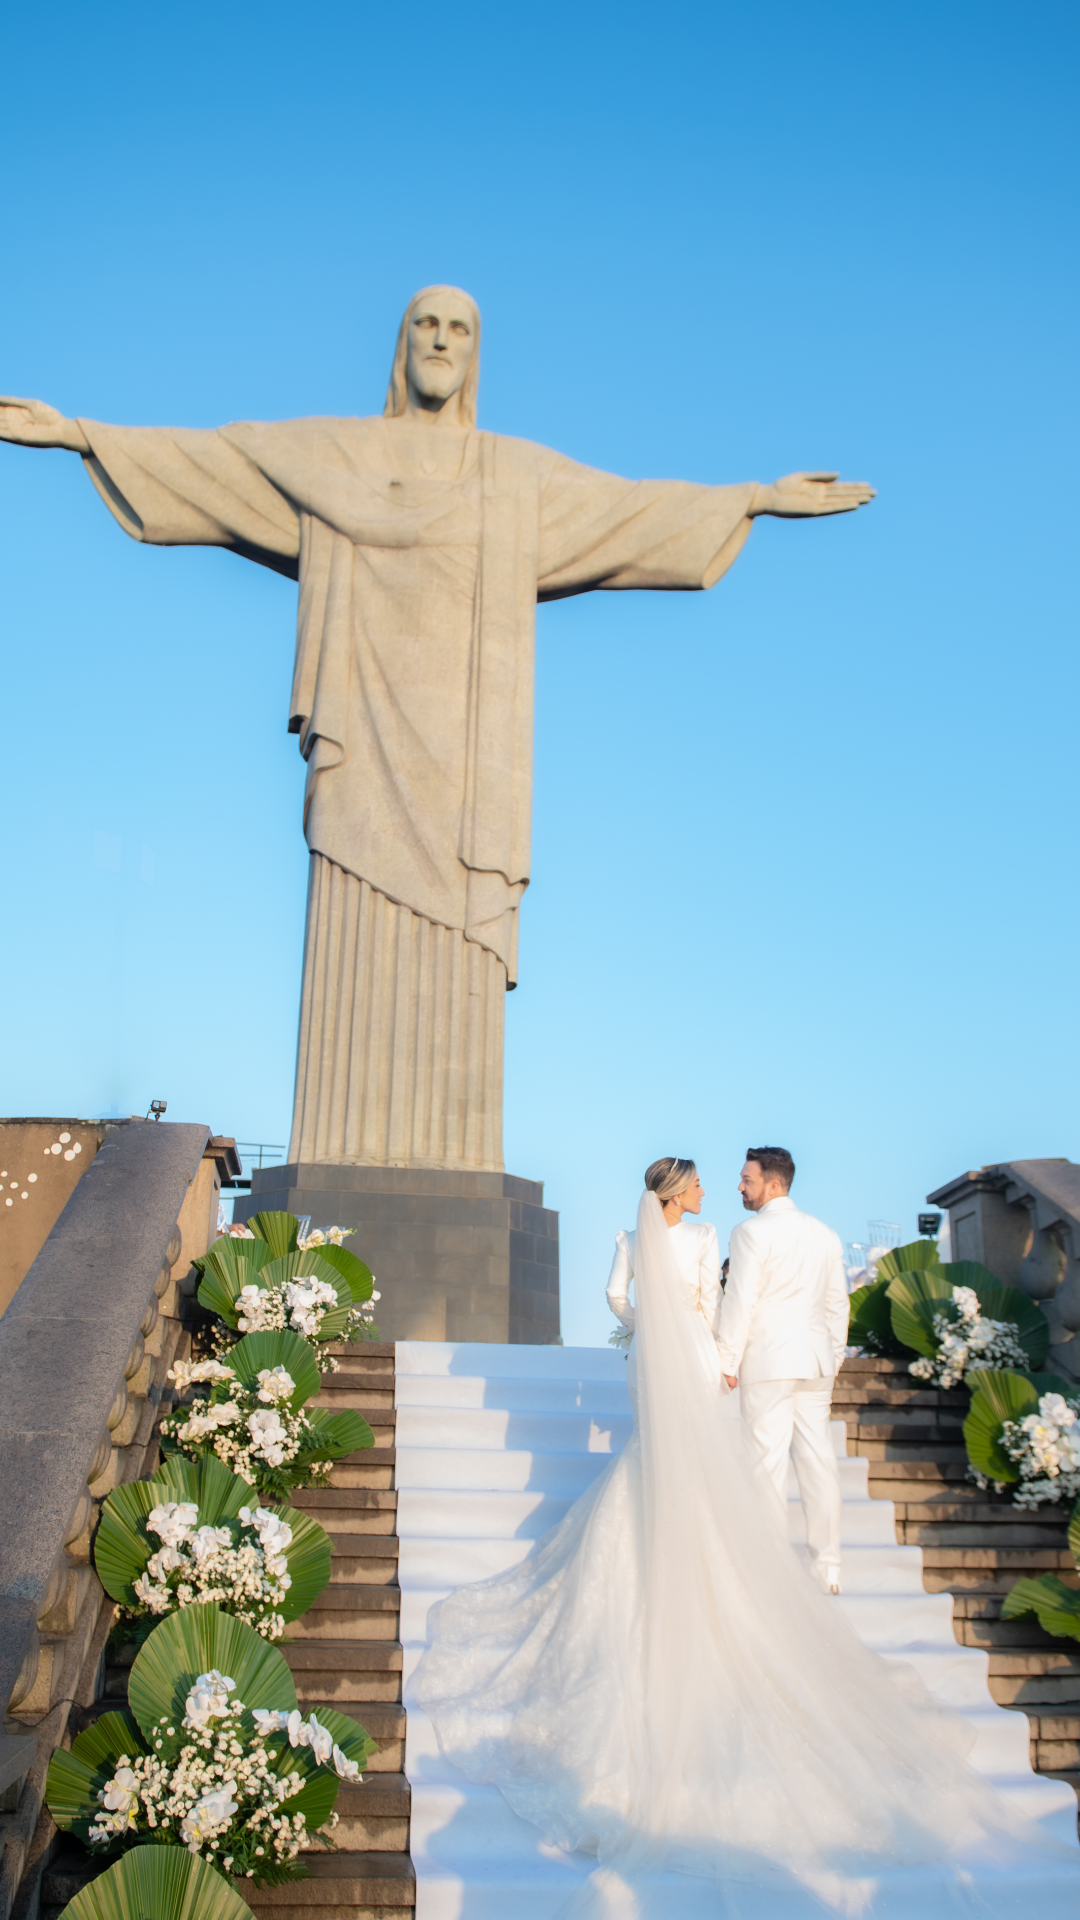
[397,1342,1078,1918]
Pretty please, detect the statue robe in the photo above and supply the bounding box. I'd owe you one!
[78,414,755,1169]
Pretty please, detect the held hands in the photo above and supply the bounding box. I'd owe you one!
[751,472,875,518]
[723,1374,738,1391]
[0,397,90,453]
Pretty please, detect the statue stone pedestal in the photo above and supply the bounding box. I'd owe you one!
[232,1166,559,1346]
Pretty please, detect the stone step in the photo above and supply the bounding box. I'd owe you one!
[331,1536,401,1580]
[902,1521,1072,1548]
[1025,1704,1080,1774]
[329,1448,397,1488]
[241,1849,415,1915]
[959,1616,1080,1651]
[867,1463,969,1487]
[290,1586,401,1641]
[832,1385,965,1409]
[294,1488,398,1527]
[986,1646,1080,1707]
[314,1773,410,1851]
[287,1638,404,1705]
[853,1440,969,1462]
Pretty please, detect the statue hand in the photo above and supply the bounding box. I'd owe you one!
[0,397,90,453]
[752,471,875,518]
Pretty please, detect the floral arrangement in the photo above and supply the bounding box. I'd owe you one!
[132,1502,292,1639]
[95,1456,332,1647]
[194,1213,381,1371]
[159,1330,372,1500]
[1002,1490,1080,1641]
[607,1326,632,1354]
[46,1606,375,1890]
[968,1386,1080,1509]
[907,1285,1029,1389]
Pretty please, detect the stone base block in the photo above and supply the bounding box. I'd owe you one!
[232,1166,559,1346]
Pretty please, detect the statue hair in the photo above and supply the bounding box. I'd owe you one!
[384,285,481,427]
[644,1157,696,1204]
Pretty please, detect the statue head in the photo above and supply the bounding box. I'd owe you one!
[384,285,480,426]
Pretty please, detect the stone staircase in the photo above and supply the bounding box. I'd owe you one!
[834,1355,1080,1800]
[40,1342,416,1920]
[242,1341,415,1919]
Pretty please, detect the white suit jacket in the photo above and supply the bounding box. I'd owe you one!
[606,1219,723,1338]
[717,1196,849,1386]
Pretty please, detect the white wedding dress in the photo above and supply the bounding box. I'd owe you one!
[412,1191,1078,1917]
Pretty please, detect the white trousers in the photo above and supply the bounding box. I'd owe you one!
[740,1376,842,1588]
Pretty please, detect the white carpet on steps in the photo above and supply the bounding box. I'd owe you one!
[396,1342,1079,1919]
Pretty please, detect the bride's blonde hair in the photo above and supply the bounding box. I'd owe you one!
[644,1156,696,1204]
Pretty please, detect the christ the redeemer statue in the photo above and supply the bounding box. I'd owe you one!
[0,288,873,1174]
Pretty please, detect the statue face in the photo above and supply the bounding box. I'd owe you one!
[405,292,476,408]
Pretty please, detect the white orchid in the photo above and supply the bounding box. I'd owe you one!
[256,1366,296,1405]
[146,1501,199,1545]
[180,1781,239,1848]
[251,1708,293,1734]
[332,1743,361,1781]
[236,1283,271,1332]
[145,1544,185,1582]
[96,1764,141,1831]
[189,1524,234,1564]
[183,1670,236,1731]
[240,1506,293,1557]
[247,1408,288,1466]
[167,1359,234,1392]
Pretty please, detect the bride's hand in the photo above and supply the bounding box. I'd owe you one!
[723,1373,738,1390]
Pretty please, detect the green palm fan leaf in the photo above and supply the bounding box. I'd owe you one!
[962,1368,1040,1482]
[245,1211,300,1257]
[936,1262,1050,1368]
[254,1252,355,1339]
[885,1266,953,1356]
[1069,1496,1080,1563]
[46,1711,144,1839]
[58,1844,256,1920]
[275,1705,378,1828]
[301,1407,375,1462]
[94,1457,331,1621]
[95,1458,254,1604]
[314,1242,375,1303]
[847,1279,907,1357]
[226,1329,321,1410]
[128,1604,297,1740]
[197,1238,273,1321]
[874,1240,940,1283]
[1001,1574,1080,1642]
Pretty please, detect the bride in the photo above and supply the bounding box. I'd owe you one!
[412,1158,1078,1916]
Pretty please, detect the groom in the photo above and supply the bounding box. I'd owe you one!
[717,1147,849,1592]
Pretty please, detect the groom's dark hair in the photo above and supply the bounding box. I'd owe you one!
[746,1146,795,1191]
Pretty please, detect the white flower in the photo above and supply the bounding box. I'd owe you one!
[146,1545,185,1581]
[236,1284,271,1332]
[133,1573,171,1612]
[101,1765,140,1818]
[247,1408,288,1466]
[146,1501,199,1545]
[167,1359,234,1391]
[256,1366,296,1405]
[252,1708,293,1734]
[332,1743,361,1781]
[180,1781,239,1848]
[189,1524,234,1563]
[1040,1393,1075,1428]
[241,1506,293,1556]
[183,1670,236,1730]
[305,1714,333,1766]
[286,1709,307,1747]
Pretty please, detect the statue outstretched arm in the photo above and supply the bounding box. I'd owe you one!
[1,401,301,578]
[750,471,875,517]
[0,397,90,452]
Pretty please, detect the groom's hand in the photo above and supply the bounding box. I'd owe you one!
[723,1374,738,1390]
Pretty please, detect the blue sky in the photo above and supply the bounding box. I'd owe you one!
[1,2,1076,1343]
